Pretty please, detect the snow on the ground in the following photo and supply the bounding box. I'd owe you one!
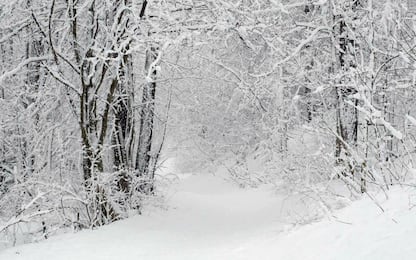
[239,186,416,260]
[0,173,416,260]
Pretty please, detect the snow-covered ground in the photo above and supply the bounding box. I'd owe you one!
[0,173,415,260]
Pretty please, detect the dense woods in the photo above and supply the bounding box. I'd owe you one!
[1,0,416,248]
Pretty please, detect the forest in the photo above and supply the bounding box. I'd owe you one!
[1,0,416,259]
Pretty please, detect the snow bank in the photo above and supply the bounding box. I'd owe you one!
[238,187,416,260]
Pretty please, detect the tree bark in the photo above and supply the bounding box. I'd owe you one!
[135,46,157,195]
[334,1,360,176]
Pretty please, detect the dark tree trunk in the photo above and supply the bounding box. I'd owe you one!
[110,0,135,194]
[334,1,360,180]
[135,47,157,195]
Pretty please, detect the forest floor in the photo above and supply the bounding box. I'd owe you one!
[0,172,416,260]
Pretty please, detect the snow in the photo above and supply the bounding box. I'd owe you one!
[245,188,416,260]
[406,114,416,127]
[1,173,416,260]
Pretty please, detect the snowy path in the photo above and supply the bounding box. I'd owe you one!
[1,174,416,260]
[0,174,291,260]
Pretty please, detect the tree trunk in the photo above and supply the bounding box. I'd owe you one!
[334,1,360,177]
[135,46,157,195]
[110,0,135,194]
